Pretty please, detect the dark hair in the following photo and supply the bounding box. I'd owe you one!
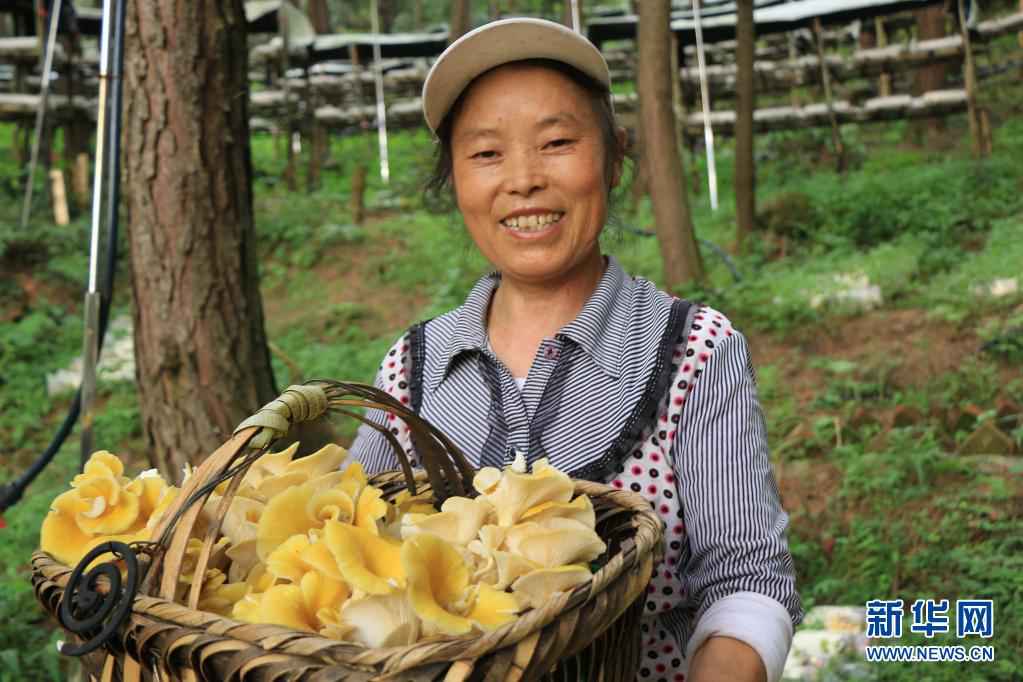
[424,58,625,207]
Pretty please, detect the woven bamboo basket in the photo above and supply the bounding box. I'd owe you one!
[32,381,663,681]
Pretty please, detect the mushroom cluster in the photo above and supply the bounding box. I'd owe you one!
[40,451,178,568]
[39,447,606,648]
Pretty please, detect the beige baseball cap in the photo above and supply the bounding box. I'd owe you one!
[422,18,611,134]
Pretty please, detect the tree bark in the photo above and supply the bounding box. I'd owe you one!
[913,5,949,144]
[637,0,704,289]
[378,0,399,34]
[306,0,330,34]
[734,0,755,254]
[123,0,276,480]
[449,0,471,44]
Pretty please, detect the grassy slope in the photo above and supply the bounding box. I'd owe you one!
[1,89,1021,679]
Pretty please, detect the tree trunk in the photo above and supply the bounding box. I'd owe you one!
[123,0,276,480]
[413,0,424,30]
[449,0,471,44]
[913,5,948,144]
[306,0,330,33]
[637,0,704,289]
[378,0,399,34]
[734,0,755,254]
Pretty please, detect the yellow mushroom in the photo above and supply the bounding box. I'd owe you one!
[353,485,389,535]
[520,494,595,528]
[265,534,315,583]
[402,534,475,636]
[466,525,537,589]
[225,538,261,583]
[323,520,404,595]
[400,496,493,546]
[339,590,421,647]
[472,467,502,495]
[467,583,521,631]
[256,483,358,559]
[232,571,348,633]
[284,443,349,479]
[504,518,606,568]
[218,495,263,546]
[40,490,96,567]
[511,565,593,610]
[195,569,248,617]
[393,489,437,516]
[483,457,574,527]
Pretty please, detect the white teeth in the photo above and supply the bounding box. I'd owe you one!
[501,212,564,231]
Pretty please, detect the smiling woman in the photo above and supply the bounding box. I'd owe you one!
[350,18,801,682]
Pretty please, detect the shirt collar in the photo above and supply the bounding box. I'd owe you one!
[557,255,627,380]
[427,255,630,391]
[429,271,498,389]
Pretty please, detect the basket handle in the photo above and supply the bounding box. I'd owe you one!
[232,380,476,505]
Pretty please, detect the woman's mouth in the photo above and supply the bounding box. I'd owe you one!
[499,212,565,233]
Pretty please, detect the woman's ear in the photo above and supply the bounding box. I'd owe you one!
[610,126,628,189]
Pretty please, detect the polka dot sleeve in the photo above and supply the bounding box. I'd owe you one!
[606,305,737,680]
[349,333,418,474]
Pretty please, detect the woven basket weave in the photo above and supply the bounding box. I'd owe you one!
[32,381,663,681]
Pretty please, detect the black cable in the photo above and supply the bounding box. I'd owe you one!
[0,0,126,515]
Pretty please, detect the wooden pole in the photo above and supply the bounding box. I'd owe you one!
[786,31,800,108]
[875,17,892,96]
[734,0,755,254]
[280,6,297,191]
[957,0,989,158]
[691,0,719,209]
[813,17,846,173]
[305,63,320,192]
[49,169,69,225]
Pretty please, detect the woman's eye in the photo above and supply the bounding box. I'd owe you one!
[545,138,574,149]
[471,150,498,159]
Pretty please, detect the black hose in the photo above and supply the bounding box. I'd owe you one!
[620,223,742,283]
[0,0,126,515]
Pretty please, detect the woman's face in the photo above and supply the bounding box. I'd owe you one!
[450,63,616,286]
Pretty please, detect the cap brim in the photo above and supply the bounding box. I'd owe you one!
[423,18,611,134]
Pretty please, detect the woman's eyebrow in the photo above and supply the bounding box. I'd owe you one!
[455,127,500,143]
[536,113,581,129]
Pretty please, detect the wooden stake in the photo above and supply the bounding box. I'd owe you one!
[350,162,367,224]
[813,17,846,173]
[49,169,69,225]
[875,16,892,96]
[957,0,987,158]
[73,152,90,207]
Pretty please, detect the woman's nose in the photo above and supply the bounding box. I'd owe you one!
[502,150,547,197]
